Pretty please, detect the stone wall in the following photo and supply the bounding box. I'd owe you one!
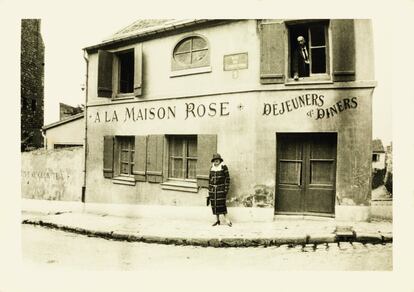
[21,147,83,201]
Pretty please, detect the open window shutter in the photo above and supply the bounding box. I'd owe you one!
[97,50,113,97]
[134,43,143,97]
[331,19,356,82]
[146,135,164,183]
[133,135,147,182]
[103,136,114,178]
[196,134,217,188]
[260,22,286,84]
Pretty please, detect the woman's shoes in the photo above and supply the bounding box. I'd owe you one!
[212,221,220,226]
[227,222,232,227]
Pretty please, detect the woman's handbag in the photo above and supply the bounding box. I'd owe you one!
[206,196,210,206]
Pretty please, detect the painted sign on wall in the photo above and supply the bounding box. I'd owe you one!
[91,102,231,123]
[262,93,358,120]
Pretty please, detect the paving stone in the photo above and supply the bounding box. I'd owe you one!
[381,233,393,243]
[302,244,315,252]
[364,243,376,249]
[186,238,209,247]
[328,242,340,251]
[277,244,290,251]
[355,232,383,244]
[308,234,336,244]
[315,243,328,251]
[273,236,307,245]
[339,242,353,250]
[208,238,221,247]
[351,242,365,249]
[221,238,244,247]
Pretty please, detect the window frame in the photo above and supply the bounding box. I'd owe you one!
[112,46,136,99]
[170,34,212,77]
[286,20,331,83]
[167,135,198,182]
[114,136,135,178]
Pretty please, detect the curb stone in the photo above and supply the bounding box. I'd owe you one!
[22,219,393,248]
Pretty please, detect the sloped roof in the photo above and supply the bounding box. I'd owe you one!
[42,112,84,131]
[372,139,385,153]
[85,19,214,51]
[105,19,174,41]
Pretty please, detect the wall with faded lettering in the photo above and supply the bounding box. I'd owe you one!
[21,147,83,201]
[85,87,373,208]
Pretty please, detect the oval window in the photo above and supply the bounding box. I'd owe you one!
[173,36,209,68]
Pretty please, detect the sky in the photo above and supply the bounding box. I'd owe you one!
[37,14,393,145]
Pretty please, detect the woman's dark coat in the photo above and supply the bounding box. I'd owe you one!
[208,164,230,215]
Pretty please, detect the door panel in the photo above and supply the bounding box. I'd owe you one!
[276,133,336,215]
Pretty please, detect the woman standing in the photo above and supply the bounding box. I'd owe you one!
[208,153,232,227]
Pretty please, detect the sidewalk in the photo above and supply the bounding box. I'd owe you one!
[21,199,392,248]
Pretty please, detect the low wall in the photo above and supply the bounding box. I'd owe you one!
[21,147,84,201]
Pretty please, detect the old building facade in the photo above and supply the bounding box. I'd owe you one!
[83,19,375,221]
[21,19,45,151]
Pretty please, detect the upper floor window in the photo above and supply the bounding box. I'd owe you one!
[172,36,210,71]
[288,21,329,80]
[118,50,134,94]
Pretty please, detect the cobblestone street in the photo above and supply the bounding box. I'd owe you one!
[22,225,392,271]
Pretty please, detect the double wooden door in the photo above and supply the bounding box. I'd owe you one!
[275,133,337,216]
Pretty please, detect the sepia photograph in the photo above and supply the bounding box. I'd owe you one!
[3,0,414,291]
[20,17,393,271]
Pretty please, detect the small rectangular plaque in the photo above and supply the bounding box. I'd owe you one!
[223,53,248,71]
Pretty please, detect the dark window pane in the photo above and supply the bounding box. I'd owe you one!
[310,25,325,46]
[311,48,326,73]
[187,137,197,157]
[310,161,333,185]
[191,50,207,64]
[279,161,301,185]
[310,138,335,159]
[121,163,129,174]
[170,137,184,157]
[174,52,191,65]
[175,39,191,53]
[121,150,128,162]
[279,140,303,160]
[192,37,207,50]
[187,159,197,179]
[170,158,184,178]
[119,51,134,93]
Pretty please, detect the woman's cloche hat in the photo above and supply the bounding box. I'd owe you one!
[211,153,224,163]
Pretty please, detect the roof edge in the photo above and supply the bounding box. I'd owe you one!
[83,19,221,51]
[43,112,84,131]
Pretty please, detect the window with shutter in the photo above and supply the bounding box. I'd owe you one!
[98,50,113,98]
[97,44,143,99]
[196,134,217,188]
[260,21,286,84]
[331,19,356,82]
[287,20,330,81]
[147,135,164,183]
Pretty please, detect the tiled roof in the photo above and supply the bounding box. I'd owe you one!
[372,139,385,153]
[85,19,213,50]
[105,19,174,42]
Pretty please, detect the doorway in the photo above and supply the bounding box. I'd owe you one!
[275,133,337,216]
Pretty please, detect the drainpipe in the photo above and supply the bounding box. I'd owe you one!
[82,49,89,204]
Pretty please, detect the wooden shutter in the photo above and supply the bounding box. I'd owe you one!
[260,21,286,84]
[134,43,143,97]
[97,50,113,97]
[103,136,114,178]
[196,134,217,188]
[133,135,147,182]
[146,135,164,183]
[331,19,356,82]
